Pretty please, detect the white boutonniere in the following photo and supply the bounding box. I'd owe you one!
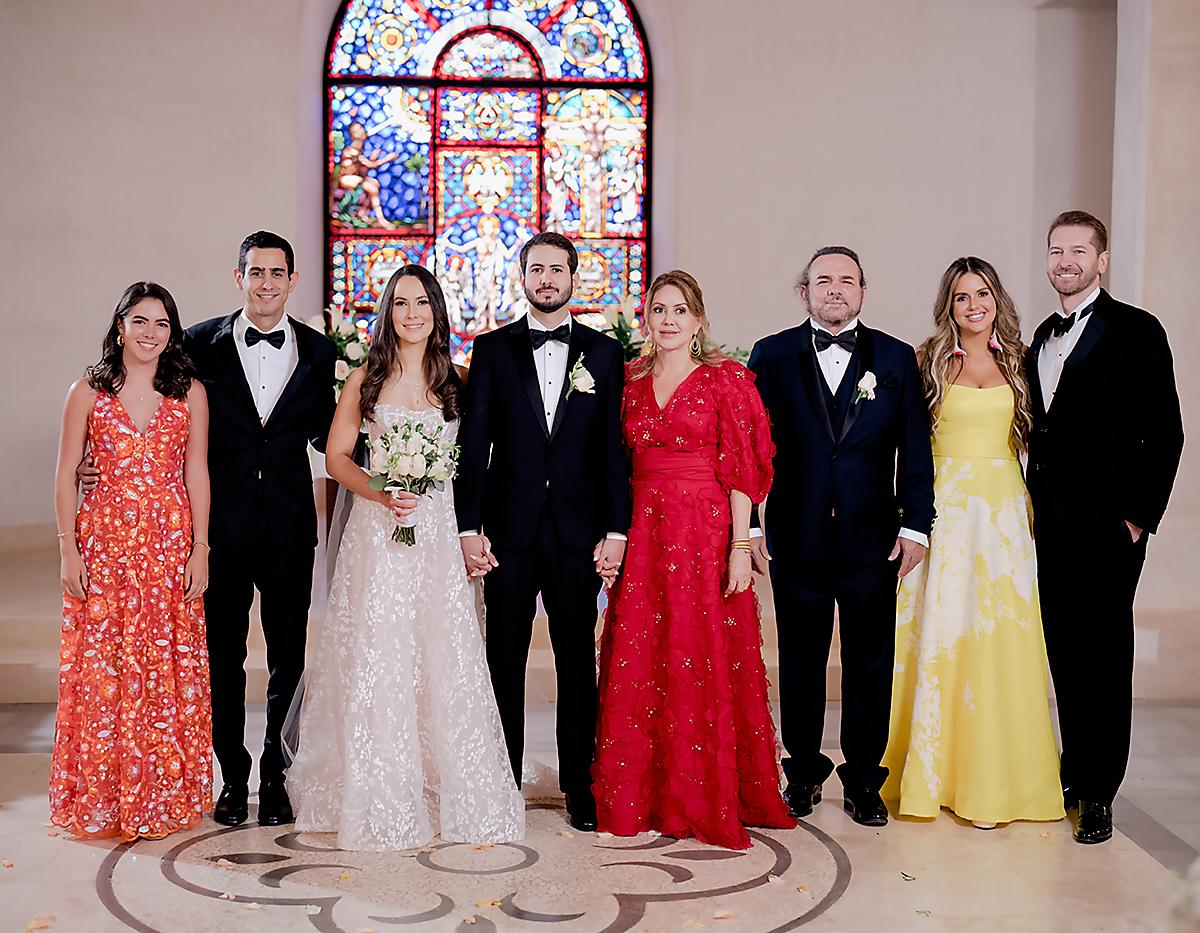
[566,355,596,397]
[855,371,877,402]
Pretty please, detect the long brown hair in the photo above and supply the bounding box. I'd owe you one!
[629,269,728,381]
[917,257,1033,453]
[358,265,463,423]
[87,282,195,399]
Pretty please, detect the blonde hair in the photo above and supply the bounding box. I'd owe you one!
[917,257,1033,454]
[629,269,727,381]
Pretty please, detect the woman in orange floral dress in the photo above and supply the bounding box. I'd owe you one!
[51,282,212,840]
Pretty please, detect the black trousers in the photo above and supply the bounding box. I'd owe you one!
[204,533,314,787]
[483,513,602,798]
[1036,515,1146,805]
[770,534,898,793]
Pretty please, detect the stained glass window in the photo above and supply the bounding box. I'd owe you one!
[325,0,651,362]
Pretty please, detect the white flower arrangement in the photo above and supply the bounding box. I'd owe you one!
[367,418,460,546]
[305,305,370,398]
[566,355,596,397]
[855,371,877,402]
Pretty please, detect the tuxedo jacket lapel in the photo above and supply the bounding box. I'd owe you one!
[550,324,586,443]
[1056,293,1109,404]
[1027,319,1053,420]
[214,313,260,424]
[268,319,311,425]
[797,322,835,442]
[837,324,875,445]
[508,316,550,439]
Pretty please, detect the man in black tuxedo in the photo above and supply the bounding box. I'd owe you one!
[455,232,630,832]
[1027,211,1183,845]
[748,246,935,827]
[185,232,336,826]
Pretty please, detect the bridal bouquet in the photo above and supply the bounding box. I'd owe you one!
[366,419,459,545]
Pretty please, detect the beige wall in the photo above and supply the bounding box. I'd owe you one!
[0,0,1194,617]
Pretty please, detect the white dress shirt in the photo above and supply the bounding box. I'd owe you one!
[750,316,928,548]
[1037,285,1101,414]
[234,311,298,423]
[528,313,572,432]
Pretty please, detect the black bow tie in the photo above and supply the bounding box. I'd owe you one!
[246,326,286,349]
[530,323,570,349]
[813,328,857,353]
[1048,304,1094,338]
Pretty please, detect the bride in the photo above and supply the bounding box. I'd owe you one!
[286,265,524,851]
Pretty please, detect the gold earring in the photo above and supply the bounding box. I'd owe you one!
[690,333,703,359]
[117,333,124,347]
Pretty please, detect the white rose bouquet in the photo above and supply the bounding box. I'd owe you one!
[305,305,370,398]
[366,418,460,545]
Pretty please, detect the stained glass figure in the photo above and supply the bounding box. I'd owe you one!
[325,0,650,363]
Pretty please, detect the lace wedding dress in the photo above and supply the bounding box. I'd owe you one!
[286,405,525,851]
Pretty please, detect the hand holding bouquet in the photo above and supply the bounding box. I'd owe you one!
[366,418,460,545]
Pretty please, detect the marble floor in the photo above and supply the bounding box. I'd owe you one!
[1,703,1197,933]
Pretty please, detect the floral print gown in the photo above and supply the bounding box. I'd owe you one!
[593,360,795,849]
[50,392,212,840]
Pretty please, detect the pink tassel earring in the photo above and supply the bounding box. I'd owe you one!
[988,331,1002,351]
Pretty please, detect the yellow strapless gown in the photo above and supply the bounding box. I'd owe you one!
[882,384,1064,824]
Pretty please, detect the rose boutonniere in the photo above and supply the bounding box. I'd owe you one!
[566,355,596,398]
[855,371,877,402]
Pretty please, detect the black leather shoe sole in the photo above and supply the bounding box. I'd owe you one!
[843,798,888,827]
[1073,823,1113,844]
[213,806,248,826]
[257,810,295,827]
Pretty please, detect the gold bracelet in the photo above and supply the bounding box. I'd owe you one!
[193,541,210,550]
[731,542,752,552]
[56,531,72,539]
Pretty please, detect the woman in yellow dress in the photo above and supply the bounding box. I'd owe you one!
[882,257,1064,828]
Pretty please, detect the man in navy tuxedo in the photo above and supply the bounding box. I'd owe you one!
[749,246,935,827]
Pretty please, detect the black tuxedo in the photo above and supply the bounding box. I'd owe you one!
[749,321,934,792]
[455,316,630,796]
[184,312,336,786]
[1026,289,1183,805]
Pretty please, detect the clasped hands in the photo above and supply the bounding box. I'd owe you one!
[457,534,626,586]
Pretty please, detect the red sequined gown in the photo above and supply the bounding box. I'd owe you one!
[593,359,795,849]
[50,392,212,840]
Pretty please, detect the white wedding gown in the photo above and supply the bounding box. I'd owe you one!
[286,405,525,851]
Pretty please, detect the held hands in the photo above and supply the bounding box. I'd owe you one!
[593,537,626,588]
[460,534,498,579]
[77,454,100,495]
[889,536,927,578]
[725,549,753,595]
[183,546,209,601]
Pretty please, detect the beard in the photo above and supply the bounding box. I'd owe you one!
[1049,263,1098,297]
[525,283,572,314]
[806,296,861,330]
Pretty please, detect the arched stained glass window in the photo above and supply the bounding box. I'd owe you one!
[325,0,651,362]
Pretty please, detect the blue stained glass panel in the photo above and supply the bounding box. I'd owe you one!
[570,238,645,313]
[329,0,490,77]
[438,88,541,143]
[331,236,433,313]
[329,85,433,234]
[490,0,647,81]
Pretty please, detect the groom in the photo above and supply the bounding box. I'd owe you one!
[749,246,935,827]
[1028,211,1182,844]
[455,232,630,832]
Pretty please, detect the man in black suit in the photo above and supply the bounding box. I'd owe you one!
[185,231,336,826]
[748,246,935,827]
[455,232,630,831]
[1027,211,1183,845]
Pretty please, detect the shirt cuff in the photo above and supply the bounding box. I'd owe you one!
[749,527,764,539]
[898,527,929,548]
[458,530,480,538]
[606,532,627,541]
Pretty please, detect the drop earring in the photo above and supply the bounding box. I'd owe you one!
[117,333,124,347]
[690,333,703,360]
[988,330,1002,351]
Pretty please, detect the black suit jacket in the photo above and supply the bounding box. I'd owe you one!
[455,316,631,552]
[1026,289,1183,535]
[748,321,935,563]
[184,312,336,549]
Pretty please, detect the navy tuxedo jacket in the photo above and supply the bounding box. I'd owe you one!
[184,312,336,549]
[749,321,935,564]
[1026,288,1183,535]
[454,316,631,552]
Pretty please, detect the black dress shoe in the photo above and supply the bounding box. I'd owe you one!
[257,780,295,826]
[564,793,597,832]
[1073,801,1113,845]
[842,788,889,827]
[213,783,249,826]
[1062,787,1077,811]
[783,783,823,818]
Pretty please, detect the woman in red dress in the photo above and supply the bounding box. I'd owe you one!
[51,282,212,840]
[593,270,794,849]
